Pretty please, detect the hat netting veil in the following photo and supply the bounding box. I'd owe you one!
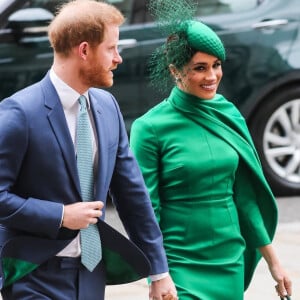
[147,0,226,92]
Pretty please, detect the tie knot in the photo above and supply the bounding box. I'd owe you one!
[78,95,88,111]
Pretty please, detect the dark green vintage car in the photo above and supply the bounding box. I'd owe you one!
[1,0,300,196]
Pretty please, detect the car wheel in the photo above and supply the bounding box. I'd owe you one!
[249,85,300,196]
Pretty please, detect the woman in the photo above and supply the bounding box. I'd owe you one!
[130,8,292,299]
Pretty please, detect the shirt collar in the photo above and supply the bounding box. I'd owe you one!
[49,68,90,110]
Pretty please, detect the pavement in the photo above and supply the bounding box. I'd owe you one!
[105,197,300,299]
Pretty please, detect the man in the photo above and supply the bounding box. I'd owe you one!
[0,1,177,299]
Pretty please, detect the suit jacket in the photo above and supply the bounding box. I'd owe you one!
[0,73,168,288]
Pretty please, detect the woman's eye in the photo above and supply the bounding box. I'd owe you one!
[213,62,222,68]
[194,66,205,71]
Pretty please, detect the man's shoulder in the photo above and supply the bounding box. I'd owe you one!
[5,73,51,104]
[11,83,43,100]
[89,88,114,100]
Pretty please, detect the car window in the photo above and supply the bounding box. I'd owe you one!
[128,0,265,24]
[21,0,65,14]
[106,0,134,24]
[0,0,15,12]
[195,0,260,16]
[9,0,265,26]
[21,0,135,25]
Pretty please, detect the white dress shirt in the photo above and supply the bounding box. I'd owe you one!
[50,68,97,257]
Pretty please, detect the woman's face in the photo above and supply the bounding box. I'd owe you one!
[174,51,223,99]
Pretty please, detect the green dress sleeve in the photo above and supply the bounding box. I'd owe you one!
[233,159,271,248]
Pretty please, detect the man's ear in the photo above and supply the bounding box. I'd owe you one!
[78,42,89,60]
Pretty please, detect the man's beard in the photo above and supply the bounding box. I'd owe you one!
[80,65,113,88]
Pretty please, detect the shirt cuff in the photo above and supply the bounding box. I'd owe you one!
[59,205,65,228]
[149,272,169,281]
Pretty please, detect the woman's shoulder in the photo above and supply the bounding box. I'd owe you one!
[131,99,174,137]
[136,99,171,122]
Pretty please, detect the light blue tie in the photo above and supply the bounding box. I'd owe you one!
[76,95,102,272]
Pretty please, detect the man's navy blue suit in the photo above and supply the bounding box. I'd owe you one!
[0,73,168,299]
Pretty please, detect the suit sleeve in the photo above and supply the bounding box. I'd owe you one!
[108,99,168,275]
[0,98,63,238]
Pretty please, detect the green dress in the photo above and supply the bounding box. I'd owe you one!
[130,87,277,300]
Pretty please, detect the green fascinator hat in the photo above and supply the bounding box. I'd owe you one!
[148,0,226,91]
[185,20,225,61]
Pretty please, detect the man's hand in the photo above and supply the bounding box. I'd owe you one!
[149,275,178,300]
[62,201,104,229]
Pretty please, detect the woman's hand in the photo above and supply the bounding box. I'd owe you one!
[259,244,292,298]
[271,263,292,298]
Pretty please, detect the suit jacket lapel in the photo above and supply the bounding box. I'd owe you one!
[89,93,108,199]
[41,74,81,197]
